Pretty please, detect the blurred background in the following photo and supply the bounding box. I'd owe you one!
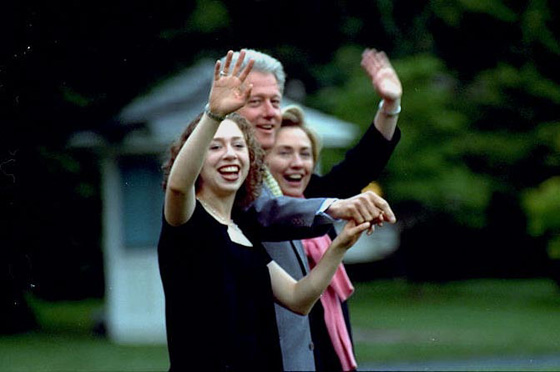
[2,0,559,371]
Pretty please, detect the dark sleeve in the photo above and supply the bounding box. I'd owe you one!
[237,192,332,242]
[256,243,273,266]
[305,125,401,199]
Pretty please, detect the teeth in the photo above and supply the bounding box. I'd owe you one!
[220,166,239,172]
[286,174,303,181]
[259,125,273,130]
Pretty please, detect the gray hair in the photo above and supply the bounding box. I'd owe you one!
[220,49,286,94]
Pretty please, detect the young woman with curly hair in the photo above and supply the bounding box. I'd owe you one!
[157,50,370,372]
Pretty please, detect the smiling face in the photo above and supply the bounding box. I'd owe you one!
[198,119,250,198]
[266,126,314,197]
[236,71,282,151]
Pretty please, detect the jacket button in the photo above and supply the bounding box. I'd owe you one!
[309,342,314,350]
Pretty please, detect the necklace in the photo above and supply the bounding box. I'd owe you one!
[197,198,253,247]
[197,198,232,224]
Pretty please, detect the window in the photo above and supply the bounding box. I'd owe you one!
[119,155,164,249]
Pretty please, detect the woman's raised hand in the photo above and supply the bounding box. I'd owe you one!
[361,48,402,102]
[207,50,255,118]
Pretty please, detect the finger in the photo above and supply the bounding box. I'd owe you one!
[361,57,375,74]
[350,206,364,224]
[376,217,384,227]
[377,51,392,69]
[213,60,222,81]
[232,49,246,77]
[359,218,374,235]
[376,202,396,223]
[371,52,383,70]
[352,198,375,224]
[347,221,371,236]
[356,221,372,234]
[371,211,384,227]
[358,195,379,222]
[361,50,375,66]
[360,202,377,223]
[379,204,396,223]
[222,50,233,75]
[238,59,254,81]
[362,57,380,78]
[240,83,253,101]
[350,221,371,240]
[363,191,396,223]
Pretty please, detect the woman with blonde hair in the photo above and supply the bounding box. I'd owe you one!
[266,104,358,371]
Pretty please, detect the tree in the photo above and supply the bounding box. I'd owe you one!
[305,0,559,280]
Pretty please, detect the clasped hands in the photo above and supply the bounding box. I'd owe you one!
[326,191,396,235]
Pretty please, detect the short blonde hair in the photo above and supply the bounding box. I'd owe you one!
[280,105,322,165]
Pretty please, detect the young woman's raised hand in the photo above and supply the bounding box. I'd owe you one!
[208,49,255,118]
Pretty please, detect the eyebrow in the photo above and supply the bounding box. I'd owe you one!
[276,144,310,150]
[250,92,281,99]
[211,136,245,142]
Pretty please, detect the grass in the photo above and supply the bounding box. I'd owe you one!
[1,278,560,371]
[1,298,168,372]
[350,278,560,369]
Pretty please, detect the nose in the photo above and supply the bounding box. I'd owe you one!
[263,99,278,118]
[223,143,238,159]
[290,154,304,167]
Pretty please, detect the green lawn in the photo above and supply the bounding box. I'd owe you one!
[350,278,560,367]
[2,278,560,371]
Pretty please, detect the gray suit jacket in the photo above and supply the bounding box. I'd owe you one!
[253,186,326,371]
[265,239,315,371]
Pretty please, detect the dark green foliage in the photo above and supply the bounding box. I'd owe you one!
[1,1,559,331]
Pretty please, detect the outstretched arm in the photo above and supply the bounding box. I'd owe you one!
[361,48,403,140]
[304,48,402,199]
[164,50,254,226]
[268,219,370,315]
[240,190,396,241]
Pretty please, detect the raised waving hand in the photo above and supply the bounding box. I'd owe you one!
[207,50,255,118]
[361,48,402,102]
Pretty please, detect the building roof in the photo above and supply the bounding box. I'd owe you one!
[71,59,359,152]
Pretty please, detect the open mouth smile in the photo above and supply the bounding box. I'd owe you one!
[256,124,275,132]
[284,174,304,182]
[218,165,241,181]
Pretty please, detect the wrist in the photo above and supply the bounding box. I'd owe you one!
[204,104,226,122]
[378,99,401,117]
[324,199,340,219]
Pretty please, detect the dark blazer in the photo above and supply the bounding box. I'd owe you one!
[260,124,401,371]
[306,125,401,199]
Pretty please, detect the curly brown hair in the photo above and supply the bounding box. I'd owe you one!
[161,112,265,208]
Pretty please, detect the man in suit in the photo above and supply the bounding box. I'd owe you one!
[222,48,402,371]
